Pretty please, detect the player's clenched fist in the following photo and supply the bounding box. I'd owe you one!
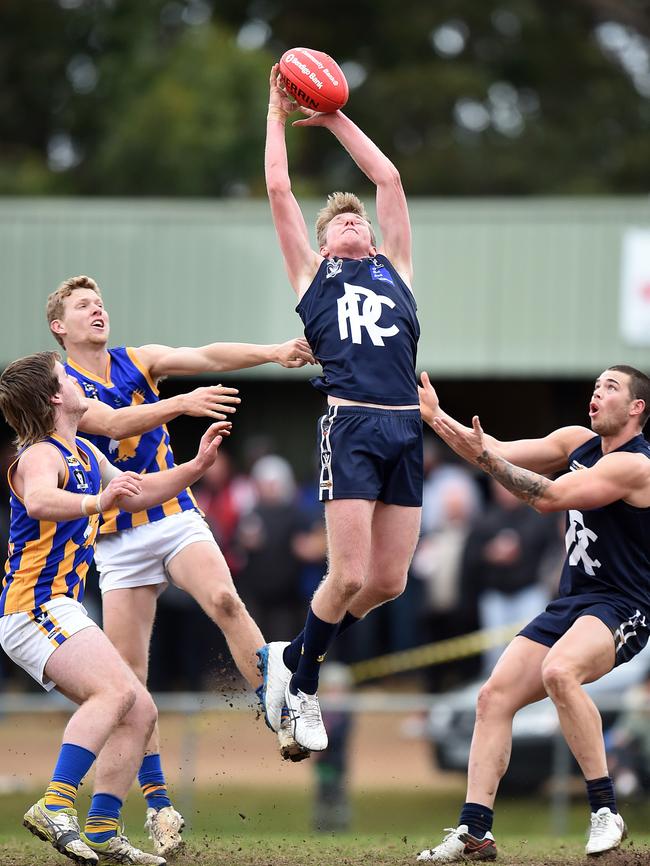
[101,471,143,509]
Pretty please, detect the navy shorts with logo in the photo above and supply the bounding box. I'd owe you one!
[317,405,423,506]
[519,593,650,667]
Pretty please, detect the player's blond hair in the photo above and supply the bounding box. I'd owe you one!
[46,275,102,347]
[0,351,61,448]
[315,192,376,249]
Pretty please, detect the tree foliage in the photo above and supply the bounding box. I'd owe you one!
[0,0,648,196]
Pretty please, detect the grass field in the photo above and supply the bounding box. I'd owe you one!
[1,788,649,866]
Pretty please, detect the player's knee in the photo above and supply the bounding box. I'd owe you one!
[541,660,575,696]
[476,679,511,720]
[332,571,364,599]
[207,584,244,621]
[103,682,138,722]
[371,572,407,603]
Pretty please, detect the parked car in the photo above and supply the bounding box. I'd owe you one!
[426,645,650,793]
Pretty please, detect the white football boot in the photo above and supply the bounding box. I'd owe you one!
[256,641,291,732]
[417,825,497,862]
[23,799,98,864]
[585,807,627,855]
[144,806,184,857]
[283,682,328,751]
[81,831,166,864]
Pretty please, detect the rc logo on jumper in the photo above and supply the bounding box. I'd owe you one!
[337,282,399,347]
[565,510,601,575]
[368,258,395,285]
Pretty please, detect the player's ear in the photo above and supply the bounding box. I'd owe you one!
[320,245,330,257]
[369,244,377,256]
[50,319,65,339]
[631,398,646,419]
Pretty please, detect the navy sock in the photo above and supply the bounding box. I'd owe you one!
[459,802,494,838]
[44,743,96,811]
[283,612,360,672]
[138,753,172,810]
[586,776,617,814]
[290,607,340,695]
[84,792,122,844]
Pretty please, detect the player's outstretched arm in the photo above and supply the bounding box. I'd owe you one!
[265,64,321,295]
[93,421,232,514]
[79,384,240,438]
[136,339,315,380]
[17,444,138,522]
[435,415,649,513]
[419,371,593,476]
[295,108,412,286]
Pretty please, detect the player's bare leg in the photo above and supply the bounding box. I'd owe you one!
[541,616,626,856]
[275,500,373,751]
[418,638,547,862]
[167,540,264,689]
[466,638,548,805]
[346,502,421,618]
[24,627,144,865]
[541,616,614,778]
[102,585,183,857]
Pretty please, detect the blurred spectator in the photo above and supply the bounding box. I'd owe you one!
[606,669,650,798]
[460,479,562,676]
[411,478,481,690]
[421,436,482,534]
[235,455,307,641]
[313,663,354,833]
[194,449,256,576]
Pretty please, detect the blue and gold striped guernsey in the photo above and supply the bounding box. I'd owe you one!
[1,435,102,616]
[65,347,198,535]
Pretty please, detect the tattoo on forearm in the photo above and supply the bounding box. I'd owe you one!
[476,450,550,506]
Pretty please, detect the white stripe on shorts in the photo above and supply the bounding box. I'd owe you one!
[319,405,337,501]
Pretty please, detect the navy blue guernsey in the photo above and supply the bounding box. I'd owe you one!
[559,433,650,613]
[296,255,420,405]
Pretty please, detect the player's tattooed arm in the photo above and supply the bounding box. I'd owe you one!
[475,450,551,507]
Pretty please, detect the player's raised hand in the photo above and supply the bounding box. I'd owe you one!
[193,421,232,471]
[269,64,297,117]
[418,371,441,427]
[275,337,316,368]
[181,384,240,420]
[432,414,488,466]
[101,471,143,510]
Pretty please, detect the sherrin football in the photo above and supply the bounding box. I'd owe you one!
[279,47,349,113]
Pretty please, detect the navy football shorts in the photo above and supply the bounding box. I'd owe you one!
[519,593,650,667]
[316,405,423,506]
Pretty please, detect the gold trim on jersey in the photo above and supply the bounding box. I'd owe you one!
[66,355,114,387]
[125,347,160,396]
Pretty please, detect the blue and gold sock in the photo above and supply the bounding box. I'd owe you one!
[84,793,122,844]
[138,753,172,810]
[43,742,96,812]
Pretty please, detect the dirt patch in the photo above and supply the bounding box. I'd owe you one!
[0,709,460,790]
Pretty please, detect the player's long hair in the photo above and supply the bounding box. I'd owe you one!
[316,192,376,249]
[46,275,102,348]
[0,351,61,448]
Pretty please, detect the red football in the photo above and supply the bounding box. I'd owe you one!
[279,47,349,114]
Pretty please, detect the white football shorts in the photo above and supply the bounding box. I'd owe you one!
[95,509,217,595]
[0,597,98,691]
